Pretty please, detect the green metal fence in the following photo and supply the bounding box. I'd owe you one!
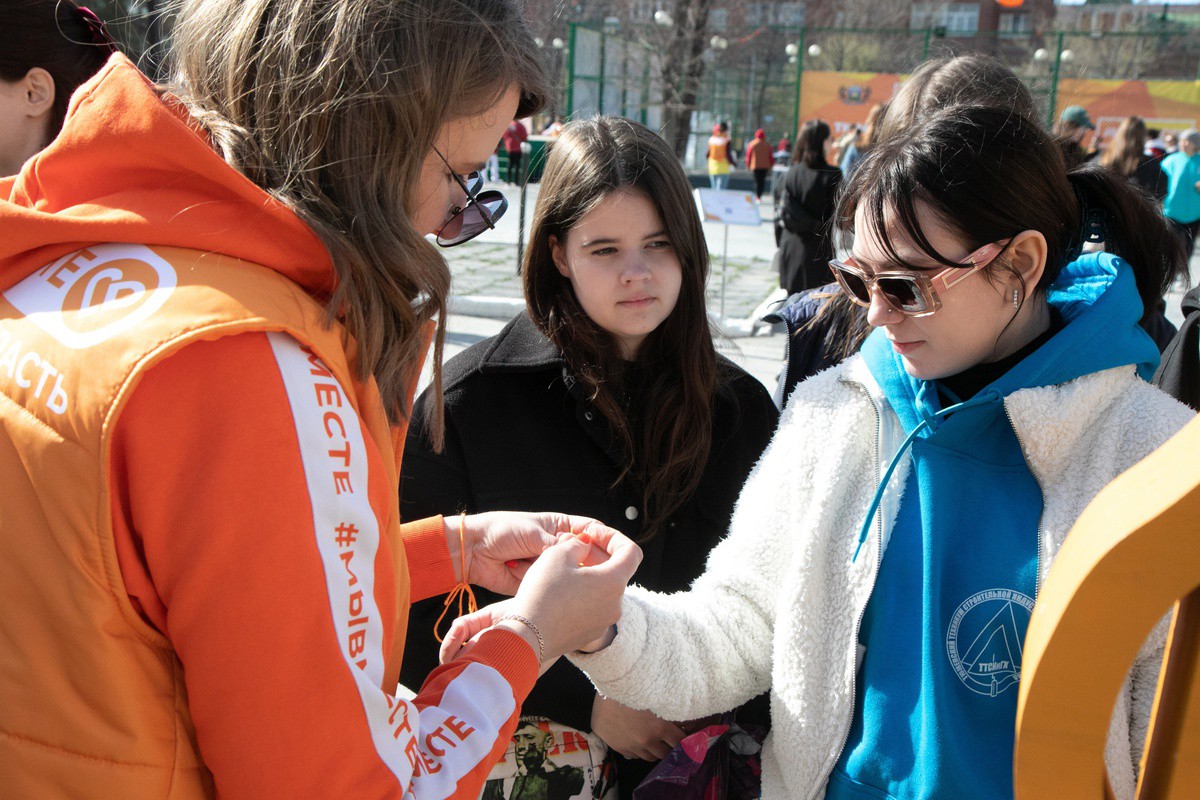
[565,23,1200,166]
[565,23,665,130]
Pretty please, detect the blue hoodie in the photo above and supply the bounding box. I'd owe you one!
[825,253,1158,800]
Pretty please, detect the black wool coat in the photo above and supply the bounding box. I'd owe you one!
[776,162,842,295]
[399,313,778,796]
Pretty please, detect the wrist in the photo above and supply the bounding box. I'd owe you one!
[445,513,471,584]
[575,624,617,655]
[494,617,544,662]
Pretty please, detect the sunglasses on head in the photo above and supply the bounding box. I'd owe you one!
[432,148,507,247]
[828,241,1007,317]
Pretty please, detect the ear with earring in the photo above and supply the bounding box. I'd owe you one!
[1013,288,1021,309]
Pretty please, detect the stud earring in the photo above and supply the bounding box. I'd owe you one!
[1012,288,1020,309]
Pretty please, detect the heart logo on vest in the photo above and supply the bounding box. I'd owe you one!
[5,244,177,349]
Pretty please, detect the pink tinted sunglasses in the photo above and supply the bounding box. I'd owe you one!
[829,241,1007,317]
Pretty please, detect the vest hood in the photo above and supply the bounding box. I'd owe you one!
[0,53,335,298]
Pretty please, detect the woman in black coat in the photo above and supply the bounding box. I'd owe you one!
[400,118,778,800]
[776,119,842,295]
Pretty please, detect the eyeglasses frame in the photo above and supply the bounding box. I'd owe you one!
[431,147,505,247]
[829,241,1008,318]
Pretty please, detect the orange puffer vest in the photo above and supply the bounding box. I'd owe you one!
[0,243,406,798]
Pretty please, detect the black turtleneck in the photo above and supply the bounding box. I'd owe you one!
[939,308,1064,403]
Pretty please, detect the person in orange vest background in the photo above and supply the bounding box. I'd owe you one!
[707,121,736,190]
[0,0,640,798]
[746,127,775,199]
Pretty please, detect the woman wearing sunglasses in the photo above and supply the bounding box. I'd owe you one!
[0,1,642,798]
[401,117,778,799]
[448,104,1194,800]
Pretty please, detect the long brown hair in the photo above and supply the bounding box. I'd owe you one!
[856,103,887,150]
[792,119,831,168]
[524,117,717,540]
[171,0,547,442]
[1100,116,1148,178]
[877,54,1037,143]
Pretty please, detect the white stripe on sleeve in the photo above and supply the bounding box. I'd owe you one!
[266,333,515,796]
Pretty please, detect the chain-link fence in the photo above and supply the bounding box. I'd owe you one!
[565,23,666,131]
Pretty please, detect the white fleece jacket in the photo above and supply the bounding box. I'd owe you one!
[571,355,1194,800]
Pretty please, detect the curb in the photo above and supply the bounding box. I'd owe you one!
[447,295,526,320]
[449,293,782,340]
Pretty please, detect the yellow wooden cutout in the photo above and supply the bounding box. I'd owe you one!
[1015,414,1200,800]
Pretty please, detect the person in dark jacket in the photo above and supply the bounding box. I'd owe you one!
[401,117,778,800]
[762,286,867,407]
[1154,285,1200,409]
[775,118,842,295]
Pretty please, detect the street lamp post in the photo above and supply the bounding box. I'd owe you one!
[552,37,566,120]
[788,29,808,144]
[709,36,729,141]
[1046,31,1067,129]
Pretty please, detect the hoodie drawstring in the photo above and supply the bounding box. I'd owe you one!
[852,388,1003,561]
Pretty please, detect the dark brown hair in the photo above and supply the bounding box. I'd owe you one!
[173,0,547,442]
[877,54,1037,143]
[839,104,1183,323]
[1,0,113,137]
[792,119,831,169]
[524,117,717,541]
[809,56,1044,361]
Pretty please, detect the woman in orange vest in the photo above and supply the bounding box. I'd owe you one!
[707,121,736,190]
[0,1,639,798]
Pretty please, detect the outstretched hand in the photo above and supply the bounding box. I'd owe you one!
[451,512,612,595]
[440,527,641,664]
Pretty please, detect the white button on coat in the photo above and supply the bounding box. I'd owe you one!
[625,506,638,520]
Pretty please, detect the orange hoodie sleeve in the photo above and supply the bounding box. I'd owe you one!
[109,331,537,799]
[402,515,461,603]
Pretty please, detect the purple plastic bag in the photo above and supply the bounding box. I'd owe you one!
[632,719,764,800]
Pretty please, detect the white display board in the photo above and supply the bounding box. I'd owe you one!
[694,189,762,227]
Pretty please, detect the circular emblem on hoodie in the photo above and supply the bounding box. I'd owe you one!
[4,244,177,349]
[946,588,1034,697]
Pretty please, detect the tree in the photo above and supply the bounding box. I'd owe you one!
[659,0,717,157]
